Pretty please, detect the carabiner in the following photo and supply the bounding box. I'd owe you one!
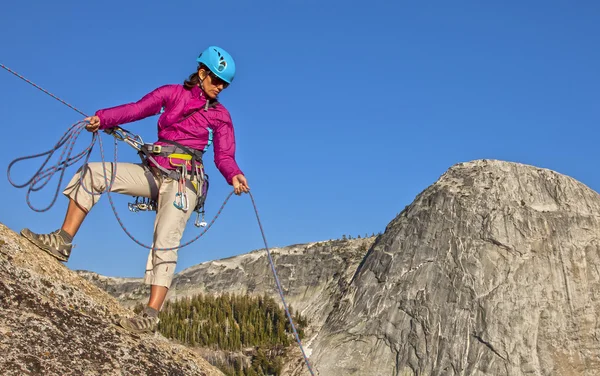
[194,211,207,227]
[181,191,189,211]
[173,167,189,211]
[173,192,184,209]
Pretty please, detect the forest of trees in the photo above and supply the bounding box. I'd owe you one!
[340,232,380,240]
[135,293,308,375]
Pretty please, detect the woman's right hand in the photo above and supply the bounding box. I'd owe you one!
[232,174,250,195]
[84,116,101,132]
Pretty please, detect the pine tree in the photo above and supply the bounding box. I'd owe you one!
[155,292,309,375]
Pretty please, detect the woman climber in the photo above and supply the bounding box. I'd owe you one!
[20,45,250,333]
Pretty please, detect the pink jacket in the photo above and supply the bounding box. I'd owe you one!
[96,85,243,185]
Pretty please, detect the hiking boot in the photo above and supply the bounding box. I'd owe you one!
[20,228,72,262]
[119,307,160,334]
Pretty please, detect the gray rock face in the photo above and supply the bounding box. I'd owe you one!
[311,160,600,375]
[77,238,375,376]
[78,238,375,338]
[0,224,223,376]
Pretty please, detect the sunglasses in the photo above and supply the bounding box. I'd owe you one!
[208,72,229,89]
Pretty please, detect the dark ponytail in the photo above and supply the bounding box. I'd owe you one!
[183,64,208,90]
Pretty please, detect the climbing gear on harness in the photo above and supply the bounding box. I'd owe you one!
[137,138,209,219]
[106,126,144,151]
[173,164,189,211]
[2,63,315,375]
[20,228,73,262]
[139,142,204,179]
[128,196,156,212]
[196,46,236,84]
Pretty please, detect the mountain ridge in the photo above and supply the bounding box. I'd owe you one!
[68,159,600,375]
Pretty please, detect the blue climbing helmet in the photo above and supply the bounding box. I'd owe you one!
[196,46,236,84]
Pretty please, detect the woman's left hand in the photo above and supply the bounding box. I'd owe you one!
[232,174,250,195]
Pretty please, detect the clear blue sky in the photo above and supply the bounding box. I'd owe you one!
[1,1,598,278]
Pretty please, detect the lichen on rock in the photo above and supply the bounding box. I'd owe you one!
[0,223,223,376]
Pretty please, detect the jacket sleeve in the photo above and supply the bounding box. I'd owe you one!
[95,85,172,130]
[213,111,243,185]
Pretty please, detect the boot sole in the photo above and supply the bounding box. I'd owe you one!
[20,230,69,262]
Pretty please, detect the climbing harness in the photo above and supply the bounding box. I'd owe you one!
[1,63,314,375]
[136,138,210,227]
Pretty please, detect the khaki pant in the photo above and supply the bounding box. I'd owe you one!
[63,162,200,288]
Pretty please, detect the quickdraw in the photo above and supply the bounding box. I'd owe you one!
[173,165,189,211]
[105,126,144,151]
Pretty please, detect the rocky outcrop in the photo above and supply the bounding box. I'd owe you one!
[78,237,375,337]
[0,223,223,376]
[311,160,600,375]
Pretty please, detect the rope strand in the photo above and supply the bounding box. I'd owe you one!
[249,192,315,375]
